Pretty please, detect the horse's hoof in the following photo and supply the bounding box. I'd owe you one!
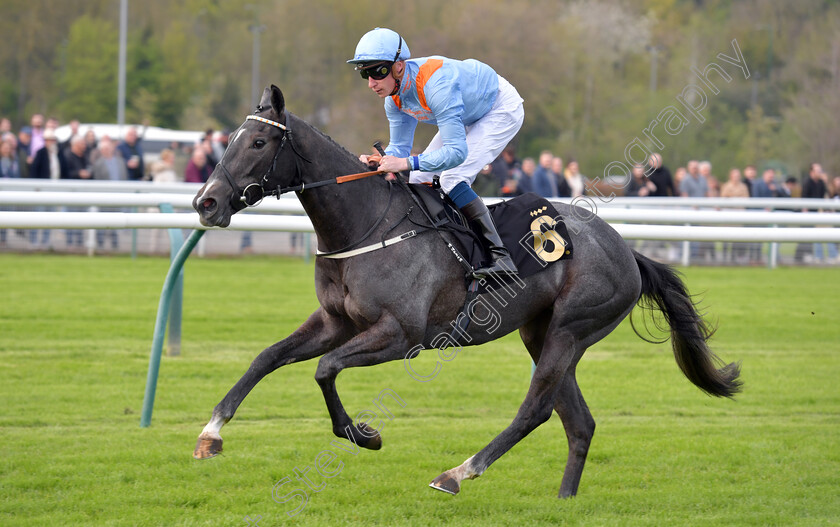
[429,473,460,495]
[357,423,382,450]
[193,435,223,459]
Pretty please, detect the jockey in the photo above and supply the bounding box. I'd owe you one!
[349,27,524,278]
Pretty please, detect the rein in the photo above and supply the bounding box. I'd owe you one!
[216,109,399,257]
[217,112,386,209]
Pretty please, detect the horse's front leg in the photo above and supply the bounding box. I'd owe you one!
[194,308,352,459]
[314,312,411,451]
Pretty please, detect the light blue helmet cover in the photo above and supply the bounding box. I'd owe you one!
[347,27,410,64]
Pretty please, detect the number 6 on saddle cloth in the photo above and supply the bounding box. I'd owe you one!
[408,185,574,290]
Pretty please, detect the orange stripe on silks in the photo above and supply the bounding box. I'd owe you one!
[416,59,444,112]
[391,94,402,109]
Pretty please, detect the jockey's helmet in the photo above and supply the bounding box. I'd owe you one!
[347,28,410,66]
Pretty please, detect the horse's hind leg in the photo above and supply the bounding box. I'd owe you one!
[429,320,581,495]
[554,370,595,497]
[519,314,595,497]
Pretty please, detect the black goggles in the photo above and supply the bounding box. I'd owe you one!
[357,62,393,81]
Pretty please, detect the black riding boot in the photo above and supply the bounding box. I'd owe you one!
[459,197,518,278]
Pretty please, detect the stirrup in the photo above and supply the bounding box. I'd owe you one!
[472,253,518,279]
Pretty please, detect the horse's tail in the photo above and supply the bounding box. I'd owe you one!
[631,250,742,398]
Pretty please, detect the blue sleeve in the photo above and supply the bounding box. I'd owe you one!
[384,98,417,158]
[417,77,468,172]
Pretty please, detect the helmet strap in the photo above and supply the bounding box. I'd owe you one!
[389,60,403,96]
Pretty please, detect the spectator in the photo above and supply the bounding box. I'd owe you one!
[801,163,836,263]
[63,135,93,247]
[117,127,145,180]
[1,132,17,154]
[519,157,536,195]
[169,141,190,177]
[29,129,66,248]
[680,160,709,198]
[551,156,571,198]
[60,120,81,153]
[0,140,20,179]
[751,169,777,198]
[720,168,750,263]
[680,160,713,261]
[145,149,180,253]
[0,139,19,245]
[29,114,45,159]
[91,137,127,181]
[802,162,829,203]
[497,145,522,197]
[84,129,99,164]
[184,147,213,183]
[17,126,32,178]
[564,159,585,198]
[673,166,687,190]
[210,130,227,162]
[200,135,219,167]
[532,150,558,198]
[707,177,720,197]
[472,163,500,197]
[150,149,177,184]
[647,153,677,197]
[31,129,66,180]
[0,117,11,134]
[64,135,92,180]
[88,137,127,250]
[720,168,749,198]
[743,165,758,195]
[780,177,797,198]
[625,164,656,197]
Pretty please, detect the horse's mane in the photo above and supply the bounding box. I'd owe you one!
[288,112,368,169]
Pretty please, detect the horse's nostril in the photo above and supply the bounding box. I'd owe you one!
[203,198,217,212]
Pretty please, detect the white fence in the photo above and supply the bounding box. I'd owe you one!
[2,180,839,266]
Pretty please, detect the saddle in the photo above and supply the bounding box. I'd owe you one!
[406,182,574,282]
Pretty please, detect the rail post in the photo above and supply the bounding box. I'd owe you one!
[140,228,205,427]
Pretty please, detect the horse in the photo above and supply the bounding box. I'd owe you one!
[191,85,741,498]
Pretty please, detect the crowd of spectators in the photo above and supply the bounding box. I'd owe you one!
[473,145,839,264]
[1,113,837,262]
[0,113,231,249]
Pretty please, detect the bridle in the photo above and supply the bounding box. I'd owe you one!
[216,109,389,211]
[213,107,401,257]
[216,109,312,211]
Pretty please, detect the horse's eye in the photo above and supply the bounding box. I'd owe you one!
[252,139,266,149]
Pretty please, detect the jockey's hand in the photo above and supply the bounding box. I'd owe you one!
[377,155,410,174]
[359,154,382,171]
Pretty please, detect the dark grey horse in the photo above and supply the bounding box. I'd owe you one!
[192,85,741,498]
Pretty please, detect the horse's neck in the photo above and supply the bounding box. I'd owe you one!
[291,118,395,252]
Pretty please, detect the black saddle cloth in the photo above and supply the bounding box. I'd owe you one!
[407,184,573,279]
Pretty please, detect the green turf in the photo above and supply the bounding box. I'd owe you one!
[1,254,838,526]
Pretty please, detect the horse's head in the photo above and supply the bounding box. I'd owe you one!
[193,85,292,227]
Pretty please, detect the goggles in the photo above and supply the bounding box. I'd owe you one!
[356,62,393,81]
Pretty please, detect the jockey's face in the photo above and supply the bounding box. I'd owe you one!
[367,61,403,98]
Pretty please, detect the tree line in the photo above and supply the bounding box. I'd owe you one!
[2,0,839,180]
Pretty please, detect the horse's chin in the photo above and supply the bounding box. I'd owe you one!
[198,213,231,228]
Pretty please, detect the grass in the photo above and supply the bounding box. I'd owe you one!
[0,254,838,526]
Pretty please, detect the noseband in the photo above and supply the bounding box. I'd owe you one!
[217,111,311,210]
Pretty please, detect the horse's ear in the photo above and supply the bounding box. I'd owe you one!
[270,85,285,115]
[258,87,272,110]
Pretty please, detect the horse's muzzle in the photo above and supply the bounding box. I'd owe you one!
[193,187,232,228]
